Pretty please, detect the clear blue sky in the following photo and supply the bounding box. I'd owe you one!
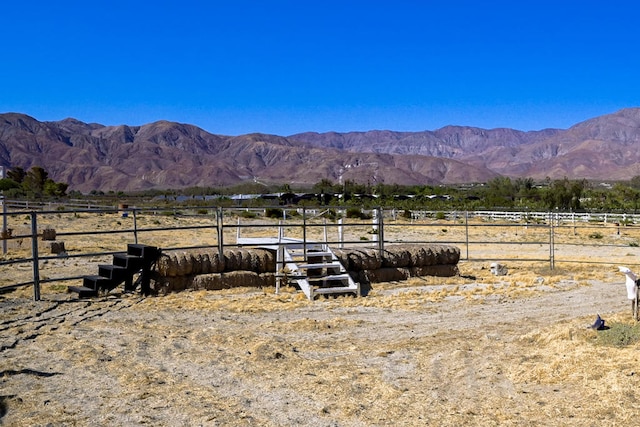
[1,1,639,135]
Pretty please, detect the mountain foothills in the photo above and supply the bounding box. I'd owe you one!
[1,108,640,192]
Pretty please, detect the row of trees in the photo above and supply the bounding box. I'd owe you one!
[306,176,640,212]
[5,164,640,213]
[114,176,640,212]
[0,166,68,198]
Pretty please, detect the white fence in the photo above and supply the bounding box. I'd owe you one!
[411,210,640,225]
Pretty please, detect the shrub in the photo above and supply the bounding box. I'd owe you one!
[321,209,338,220]
[265,208,283,219]
[435,211,446,220]
[346,207,363,219]
[589,232,603,239]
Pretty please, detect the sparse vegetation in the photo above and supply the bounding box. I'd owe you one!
[595,322,640,347]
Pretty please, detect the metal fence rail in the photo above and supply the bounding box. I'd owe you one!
[2,205,640,300]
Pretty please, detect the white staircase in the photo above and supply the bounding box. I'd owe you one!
[277,242,360,300]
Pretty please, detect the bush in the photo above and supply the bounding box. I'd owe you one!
[346,207,363,219]
[265,208,283,219]
[321,209,338,220]
[435,211,446,220]
[589,232,603,239]
[239,210,257,219]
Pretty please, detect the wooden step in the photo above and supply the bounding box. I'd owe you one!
[82,275,111,290]
[313,285,359,295]
[98,264,128,280]
[288,251,333,259]
[113,253,143,271]
[308,273,351,282]
[297,262,343,270]
[67,285,98,298]
[127,244,160,260]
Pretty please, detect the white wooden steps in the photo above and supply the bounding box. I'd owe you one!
[236,236,359,300]
[278,242,360,300]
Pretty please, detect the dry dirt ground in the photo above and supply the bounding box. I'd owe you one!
[1,262,639,426]
[2,212,640,426]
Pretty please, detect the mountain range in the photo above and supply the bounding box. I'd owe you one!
[2,108,640,192]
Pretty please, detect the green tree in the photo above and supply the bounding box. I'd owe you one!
[485,177,515,207]
[43,180,68,197]
[6,167,26,183]
[630,175,640,190]
[22,166,48,196]
[543,178,585,211]
[0,178,21,192]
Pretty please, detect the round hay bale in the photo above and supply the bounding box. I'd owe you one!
[190,252,203,275]
[221,270,266,288]
[406,246,426,267]
[161,275,190,293]
[346,251,364,271]
[382,247,411,268]
[365,267,409,283]
[410,264,459,277]
[432,245,460,265]
[250,249,275,273]
[207,250,225,273]
[157,253,179,277]
[192,273,224,290]
[175,251,193,276]
[332,249,349,267]
[261,272,276,287]
[358,249,382,270]
[236,249,253,271]
[223,249,240,271]
[193,252,208,275]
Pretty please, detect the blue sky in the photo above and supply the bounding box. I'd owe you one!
[1,1,639,135]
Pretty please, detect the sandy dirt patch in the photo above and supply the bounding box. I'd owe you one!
[1,261,639,426]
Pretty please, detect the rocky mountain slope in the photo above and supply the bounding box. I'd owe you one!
[1,108,639,192]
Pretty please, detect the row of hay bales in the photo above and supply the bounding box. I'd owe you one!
[153,244,460,294]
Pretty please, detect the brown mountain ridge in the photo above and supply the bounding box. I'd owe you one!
[1,108,639,192]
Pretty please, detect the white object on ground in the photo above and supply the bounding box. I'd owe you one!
[490,262,507,276]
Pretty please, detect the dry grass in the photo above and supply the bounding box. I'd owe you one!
[2,212,640,425]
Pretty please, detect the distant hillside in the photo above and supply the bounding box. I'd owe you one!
[1,108,640,192]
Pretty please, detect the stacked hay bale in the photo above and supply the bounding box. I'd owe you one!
[154,244,459,294]
[333,244,459,285]
[155,248,275,294]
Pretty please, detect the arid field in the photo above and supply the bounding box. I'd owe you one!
[2,211,640,426]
